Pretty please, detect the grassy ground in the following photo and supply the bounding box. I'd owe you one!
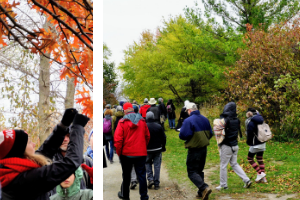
[163,107,300,199]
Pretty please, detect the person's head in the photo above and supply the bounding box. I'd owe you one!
[132,100,137,104]
[60,133,70,151]
[146,111,154,121]
[0,130,48,166]
[89,130,93,150]
[246,107,257,118]
[123,102,134,114]
[185,102,198,115]
[58,167,83,197]
[116,105,123,112]
[104,109,113,116]
[133,105,139,113]
[144,98,148,104]
[149,98,157,105]
[105,104,111,109]
[158,98,163,104]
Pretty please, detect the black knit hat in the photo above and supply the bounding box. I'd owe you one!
[247,108,256,113]
[4,130,28,159]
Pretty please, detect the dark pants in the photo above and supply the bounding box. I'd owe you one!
[146,152,162,186]
[186,147,208,195]
[120,155,149,200]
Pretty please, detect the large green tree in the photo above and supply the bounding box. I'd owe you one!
[200,0,300,32]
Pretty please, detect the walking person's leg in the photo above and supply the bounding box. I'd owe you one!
[134,156,149,200]
[256,151,267,182]
[119,156,134,199]
[219,145,233,189]
[153,152,162,189]
[145,153,154,188]
[229,146,251,187]
[130,165,138,189]
[248,151,266,182]
[171,119,175,129]
[105,143,110,161]
[109,140,114,162]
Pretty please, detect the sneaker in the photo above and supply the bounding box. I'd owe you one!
[259,177,268,183]
[110,160,114,164]
[130,181,137,189]
[118,191,130,200]
[216,185,228,191]
[147,180,154,189]
[154,185,160,190]
[255,172,266,182]
[243,180,252,188]
[201,187,212,200]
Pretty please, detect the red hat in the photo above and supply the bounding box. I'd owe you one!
[0,130,28,159]
[123,102,133,111]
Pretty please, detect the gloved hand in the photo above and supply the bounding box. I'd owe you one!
[81,163,93,184]
[61,108,78,126]
[72,114,90,127]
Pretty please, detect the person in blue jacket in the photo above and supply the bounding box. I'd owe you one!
[179,102,213,200]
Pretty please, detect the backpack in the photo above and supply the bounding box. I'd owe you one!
[114,116,122,132]
[167,105,172,113]
[256,122,272,142]
[103,118,112,134]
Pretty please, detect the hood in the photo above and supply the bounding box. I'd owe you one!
[57,167,83,197]
[251,114,264,124]
[123,112,143,125]
[105,115,112,120]
[184,100,190,108]
[220,102,237,119]
[115,111,124,117]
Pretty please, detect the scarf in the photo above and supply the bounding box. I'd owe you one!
[0,157,41,187]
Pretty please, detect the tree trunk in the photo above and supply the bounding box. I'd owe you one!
[38,52,51,144]
[65,76,75,109]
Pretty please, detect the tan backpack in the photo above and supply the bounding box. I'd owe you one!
[256,123,272,142]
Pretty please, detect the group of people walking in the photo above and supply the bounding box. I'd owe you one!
[0,108,94,200]
[105,99,268,200]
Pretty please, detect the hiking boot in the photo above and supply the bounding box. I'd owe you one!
[255,172,266,182]
[216,185,228,191]
[130,181,137,189]
[154,185,160,190]
[243,180,252,188]
[201,187,212,200]
[118,191,130,200]
[147,180,154,189]
[195,194,202,199]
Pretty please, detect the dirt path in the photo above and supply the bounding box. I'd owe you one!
[103,155,299,200]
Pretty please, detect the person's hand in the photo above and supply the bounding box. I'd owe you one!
[81,164,93,184]
[61,108,78,126]
[72,114,90,127]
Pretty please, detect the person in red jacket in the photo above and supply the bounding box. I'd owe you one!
[114,102,150,200]
[139,98,151,118]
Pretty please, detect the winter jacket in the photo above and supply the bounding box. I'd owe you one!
[220,102,242,147]
[247,114,265,146]
[114,112,150,157]
[146,119,166,153]
[166,100,176,119]
[158,102,167,118]
[112,111,124,136]
[179,107,189,122]
[1,124,84,200]
[146,105,161,123]
[179,110,213,148]
[50,167,93,200]
[139,104,151,118]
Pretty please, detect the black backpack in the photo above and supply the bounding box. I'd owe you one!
[114,116,122,132]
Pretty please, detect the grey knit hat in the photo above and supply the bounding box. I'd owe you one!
[146,111,154,120]
[158,98,163,103]
[144,98,148,103]
[116,105,123,111]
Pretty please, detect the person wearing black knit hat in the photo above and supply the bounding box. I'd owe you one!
[0,108,90,200]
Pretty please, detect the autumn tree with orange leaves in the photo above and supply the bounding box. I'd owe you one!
[0,0,93,117]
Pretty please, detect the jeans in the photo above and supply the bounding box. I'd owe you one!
[186,147,208,195]
[168,119,175,128]
[146,152,162,186]
[220,145,250,187]
[105,140,114,161]
[120,156,149,200]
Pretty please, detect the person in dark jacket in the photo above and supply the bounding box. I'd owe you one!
[176,100,190,131]
[146,98,162,125]
[246,108,267,183]
[0,109,90,200]
[145,112,166,190]
[158,98,167,131]
[216,102,251,191]
[179,102,213,199]
[166,99,176,129]
[112,106,124,137]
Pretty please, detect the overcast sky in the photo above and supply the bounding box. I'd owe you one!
[103,0,204,67]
